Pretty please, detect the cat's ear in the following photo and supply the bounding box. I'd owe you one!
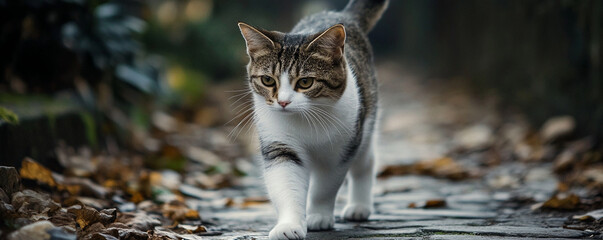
[238,22,276,59]
[306,24,346,59]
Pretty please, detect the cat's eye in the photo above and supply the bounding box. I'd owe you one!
[296,77,314,89]
[261,76,276,87]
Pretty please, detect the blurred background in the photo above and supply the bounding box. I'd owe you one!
[1,1,603,238]
[0,0,601,173]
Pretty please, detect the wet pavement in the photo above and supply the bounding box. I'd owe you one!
[187,62,602,239]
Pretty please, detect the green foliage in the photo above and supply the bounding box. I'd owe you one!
[0,107,19,125]
[79,112,98,147]
[141,17,245,81]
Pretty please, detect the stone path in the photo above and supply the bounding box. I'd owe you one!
[188,62,600,239]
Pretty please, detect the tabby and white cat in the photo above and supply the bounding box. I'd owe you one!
[237,0,388,239]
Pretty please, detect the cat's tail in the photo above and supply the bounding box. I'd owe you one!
[343,0,389,33]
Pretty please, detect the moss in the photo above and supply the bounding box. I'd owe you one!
[0,106,19,125]
[79,112,97,147]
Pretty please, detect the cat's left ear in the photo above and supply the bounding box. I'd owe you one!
[306,24,346,59]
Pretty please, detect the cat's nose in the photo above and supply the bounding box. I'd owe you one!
[278,101,291,108]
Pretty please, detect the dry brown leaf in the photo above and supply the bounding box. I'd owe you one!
[224,197,235,207]
[20,158,58,187]
[162,200,200,222]
[424,199,447,208]
[554,150,577,173]
[579,167,603,188]
[68,205,116,229]
[12,189,61,215]
[572,209,603,221]
[540,116,575,142]
[378,157,471,180]
[115,211,161,231]
[193,225,207,233]
[184,209,200,219]
[407,199,446,209]
[241,196,270,208]
[129,192,145,204]
[542,194,581,210]
[378,165,413,178]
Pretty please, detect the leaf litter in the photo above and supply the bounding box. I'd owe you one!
[0,117,256,239]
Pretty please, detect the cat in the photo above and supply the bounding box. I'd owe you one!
[237,0,388,239]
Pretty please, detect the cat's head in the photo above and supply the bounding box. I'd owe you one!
[238,22,347,113]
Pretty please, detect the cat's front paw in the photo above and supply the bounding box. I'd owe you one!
[269,222,307,240]
[342,204,371,221]
[307,213,334,231]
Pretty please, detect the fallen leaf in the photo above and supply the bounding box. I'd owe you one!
[191,172,232,189]
[424,199,447,208]
[162,200,200,222]
[453,124,493,150]
[20,158,58,188]
[61,177,108,199]
[56,146,97,177]
[378,157,472,180]
[68,205,116,229]
[414,157,469,180]
[553,150,577,173]
[241,196,270,208]
[378,165,413,178]
[407,199,446,209]
[541,193,581,210]
[572,209,603,221]
[224,198,235,207]
[152,111,180,133]
[114,211,161,231]
[177,224,207,234]
[556,182,569,192]
[579,167,603,188]
[540,116,575,142]
[12,190,61,215]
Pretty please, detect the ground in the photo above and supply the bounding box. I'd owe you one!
[201,62,602,239]
[1,62,602,239]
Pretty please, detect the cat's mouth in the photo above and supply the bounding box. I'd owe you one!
[277,108,296,114]
[272,106,299,114]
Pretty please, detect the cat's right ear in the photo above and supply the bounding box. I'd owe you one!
[238,22,275,59]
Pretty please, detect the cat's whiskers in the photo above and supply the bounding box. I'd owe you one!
[234,112,256,141]
[228,90,250,99]
[227,107,256,141]
[224,88,250,93]
[231,100,254,115]
[306,107,334,150]
[229,92,252,107]
[300,108,319,139]
[297,103,352,137]
[310,107,346,138]
[224,103,254,126]
[309,105,353,136]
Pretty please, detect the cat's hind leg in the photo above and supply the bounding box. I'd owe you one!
[342,144,374,221]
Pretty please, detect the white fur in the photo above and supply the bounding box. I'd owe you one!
[253,63,376,239]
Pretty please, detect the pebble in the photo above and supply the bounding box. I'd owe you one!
[0,166,20,197]
[8,220,55,240]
